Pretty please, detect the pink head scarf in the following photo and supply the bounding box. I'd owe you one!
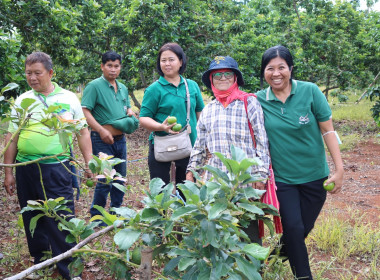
[210,69,250,107]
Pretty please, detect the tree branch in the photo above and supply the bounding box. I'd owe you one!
[4,225,117,280]
[356,71,380,103]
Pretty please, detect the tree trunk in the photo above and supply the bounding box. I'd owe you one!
[139,70,147,88]
[129,89,141,110]
[324,74,331,101]
[139,247,153,280]
[293,0,302,27]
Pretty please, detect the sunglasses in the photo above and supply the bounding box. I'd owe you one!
[212,71,235,80]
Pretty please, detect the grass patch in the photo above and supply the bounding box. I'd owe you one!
[308,209,380,279]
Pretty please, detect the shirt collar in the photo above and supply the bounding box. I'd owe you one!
[266,79,298,101]
[32,82,61,97]
[158,75,184,86]
[101,75,120,90]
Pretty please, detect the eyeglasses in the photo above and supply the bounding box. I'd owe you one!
[212,71,235,80]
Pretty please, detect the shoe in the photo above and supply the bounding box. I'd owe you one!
[72,277,82,280]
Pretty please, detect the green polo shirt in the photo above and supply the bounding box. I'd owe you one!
[139,76,205,145]
[256,80,332,184]
[81,76,130,125]
[8,83,86,163]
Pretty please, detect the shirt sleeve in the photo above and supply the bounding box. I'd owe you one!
[81,82,97,110]
[187,111,207,173]
[311,83,332,122]
[70,92,87,128]
[139,85,159,118]
[247,96,270,179]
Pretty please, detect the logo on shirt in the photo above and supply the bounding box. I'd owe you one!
[299,114,310,125]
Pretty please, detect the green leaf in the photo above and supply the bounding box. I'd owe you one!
[164,256,182,275]
[112,207,137,219]
[214,152,240,175]
[235,255,261,280]
[114,228,141,251]
[231,145,247,162]
[141,207,161,222]
[163,220,174,237]
[20,98,36,109]
[58,132,70,150]
[171,205,198,221]
[203,165,229,182]
[1,83,19,93]
[243,187,266,200]
[239,158,259,172]
[242,243,270,261]
[200,220,217,247]
[112,182,126,193]
[149,177,165,196]
[208,201,228,220]
[29,214,45,237]
[178,257,197,271]
[237,203,265,216]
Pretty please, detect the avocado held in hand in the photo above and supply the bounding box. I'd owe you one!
[323,180,335,191]
[172,124,182,132]
[167,116,177,124]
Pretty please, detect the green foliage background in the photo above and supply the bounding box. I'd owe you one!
[0,0,379,99]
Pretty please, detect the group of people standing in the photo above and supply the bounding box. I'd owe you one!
[2,42,343,280]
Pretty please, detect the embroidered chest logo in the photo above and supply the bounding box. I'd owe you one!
[299,114,310,125]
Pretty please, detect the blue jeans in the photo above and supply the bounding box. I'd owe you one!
[90,131,127,217]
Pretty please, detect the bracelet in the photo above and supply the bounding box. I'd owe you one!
[322,131,335,137]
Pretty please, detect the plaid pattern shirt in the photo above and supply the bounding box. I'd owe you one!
[187,96,270,182]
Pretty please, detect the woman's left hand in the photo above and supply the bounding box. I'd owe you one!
[253,181,266,190]
[325,171,343,194]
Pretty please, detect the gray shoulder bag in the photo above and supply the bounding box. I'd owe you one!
[153,79,192,162]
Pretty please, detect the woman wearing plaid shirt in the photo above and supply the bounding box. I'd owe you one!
[186,57,270,243]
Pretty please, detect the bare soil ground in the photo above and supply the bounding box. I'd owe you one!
[0,128,379,279]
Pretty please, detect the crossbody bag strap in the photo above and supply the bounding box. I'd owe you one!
[183,78,191,127]
[243,95,257,148]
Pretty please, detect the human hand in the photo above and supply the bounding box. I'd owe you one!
[186,171,194,182]
[161,117,178,134]
[324,172,343,194]
[99,128,114,144]
[3,173,16,195]
[127,108,136,117]
[253,181,266,190]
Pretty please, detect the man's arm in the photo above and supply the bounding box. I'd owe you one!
[82,108,114,144]
[77,127,94,179]
[3,132,18,195]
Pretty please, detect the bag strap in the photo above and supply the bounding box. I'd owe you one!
[243,94,257,148]
[183,78,191,126]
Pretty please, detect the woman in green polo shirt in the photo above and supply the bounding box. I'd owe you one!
[139,42,205,187]
[256,45,344,280]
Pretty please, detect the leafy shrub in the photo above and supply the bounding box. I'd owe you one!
[337,94,349,103]
[19,145,279,279]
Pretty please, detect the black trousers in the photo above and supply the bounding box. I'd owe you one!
[16,161,76,280]
[276,177,327,280]
[148,142,190,185]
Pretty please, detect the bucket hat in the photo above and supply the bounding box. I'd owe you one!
[202,56,244,89]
